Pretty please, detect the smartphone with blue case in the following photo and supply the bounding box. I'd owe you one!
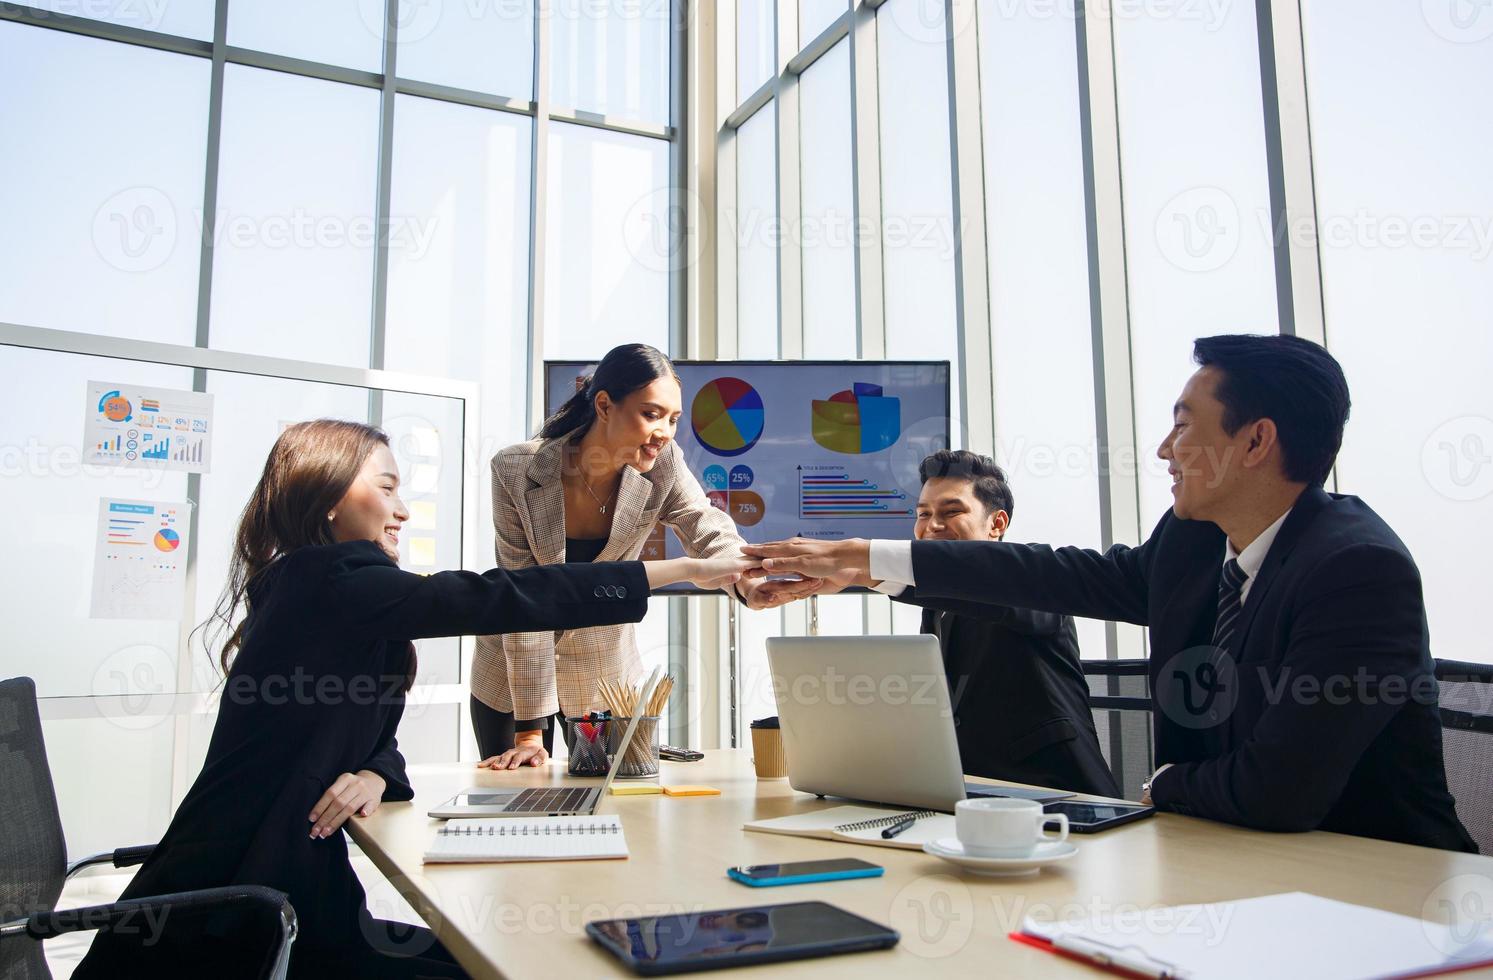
[727,858,883,887]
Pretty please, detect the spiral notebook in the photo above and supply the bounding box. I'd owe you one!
[743,805,954,850]
[423,815,629,863]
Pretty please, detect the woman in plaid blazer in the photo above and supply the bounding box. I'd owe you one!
[474,344,817,768]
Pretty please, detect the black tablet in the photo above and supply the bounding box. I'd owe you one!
[1043,800,1155,833]
[586,900,899,975]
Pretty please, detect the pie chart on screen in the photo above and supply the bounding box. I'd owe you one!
[692,378,764,457]
[153,528,181,552]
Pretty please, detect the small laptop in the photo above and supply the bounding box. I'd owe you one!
[429,668,661,819]
[765,635,1072,812]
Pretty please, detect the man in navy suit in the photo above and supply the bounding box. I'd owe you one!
[830,449,1120,796]
[750,335,1475,851]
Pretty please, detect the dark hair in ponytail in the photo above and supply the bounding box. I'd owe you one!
[538,343,680,441]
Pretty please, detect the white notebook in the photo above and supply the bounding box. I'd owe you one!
[423,815,629,864]
[1019,892,1493,980]
[743,805,955,850]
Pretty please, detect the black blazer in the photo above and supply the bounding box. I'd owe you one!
[77,541,650,976]
[908,486,1475,852]
[892,591,1119,797]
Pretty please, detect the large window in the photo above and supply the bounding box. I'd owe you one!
[208,65,381,367]
[0,2,681,857]
[711,0,1488,680]
[1302,2,1493,664]
[978,0,1106,659]
[0,24,208,345]
[1112,1,1279,522]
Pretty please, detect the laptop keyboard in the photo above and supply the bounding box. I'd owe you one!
[504,786,595,814]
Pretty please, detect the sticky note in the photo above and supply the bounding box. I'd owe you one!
[609,784,663,796]
[662,785,721,797]
[409,536,437,567]
[407,500,438,530]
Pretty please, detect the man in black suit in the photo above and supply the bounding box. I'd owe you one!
[750,335,1475,851]
[822,449,1119,796]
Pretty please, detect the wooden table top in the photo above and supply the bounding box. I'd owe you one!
[347,751,1493,979]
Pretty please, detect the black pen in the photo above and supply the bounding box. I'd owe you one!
[882,815,917,839]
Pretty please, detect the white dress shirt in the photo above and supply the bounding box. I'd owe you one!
[1225,508,1292,605]
[869,539,916,595]
[869,508,1294,601]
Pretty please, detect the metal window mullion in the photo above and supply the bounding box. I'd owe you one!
[1254,0,1324,348]
[849,0,884,360]
[715,1,740,361]
[686,2,719,361]
[367,0,400,429]
[547,106,672,140]
[775,0,804,361]
[666,0,691,748]
[776,0,810,644]
[395,78,532,114]
[170,0,230,812]
[944,0,993,456]
[683,6,723,747]
[724,77,776,130]
[848,0,886,631]
[785,9,851,75]
[0,1,209,54]
[1075,0,1144,661]
[1255,0,1334,493]
[525,0,553,435]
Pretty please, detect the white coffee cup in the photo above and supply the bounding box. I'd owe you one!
[954,798,1069,858]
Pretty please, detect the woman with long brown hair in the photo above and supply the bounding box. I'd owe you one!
[473,344,818,768]
[76,419,752,979]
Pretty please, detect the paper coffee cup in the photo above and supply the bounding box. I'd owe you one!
[750,727,788,778]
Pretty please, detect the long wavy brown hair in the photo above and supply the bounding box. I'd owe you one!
[201,418,417,690]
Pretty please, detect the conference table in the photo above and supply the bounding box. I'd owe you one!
[348,751,1493,978]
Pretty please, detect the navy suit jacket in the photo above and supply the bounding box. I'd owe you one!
[890,592,1119,797]
[909,486,1475,851]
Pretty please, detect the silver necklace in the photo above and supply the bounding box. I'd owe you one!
[570,448,618,515]
[579,473,616,515]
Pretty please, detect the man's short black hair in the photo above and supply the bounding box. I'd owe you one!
[918,449,1014,519]
[1192,334,1351,487]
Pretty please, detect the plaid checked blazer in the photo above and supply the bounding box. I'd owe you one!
[471,434,746,719]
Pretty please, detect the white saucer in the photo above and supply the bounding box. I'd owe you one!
[922,837,1077,877]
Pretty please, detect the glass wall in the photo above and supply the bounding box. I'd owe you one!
[0,1,680,858]
[1301,1,1493,664]
[712,0,1493,711]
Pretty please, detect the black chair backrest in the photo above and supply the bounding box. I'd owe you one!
[1082,659,1154,801]
[0,677,67,980]
[1435,659,1493,855]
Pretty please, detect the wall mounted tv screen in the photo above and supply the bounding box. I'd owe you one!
[543,360,952,594]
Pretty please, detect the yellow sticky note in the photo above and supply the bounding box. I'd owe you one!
[609,784,663,796]
[662,785,720,797]
[408,536,437,567]
[407,500,438,530]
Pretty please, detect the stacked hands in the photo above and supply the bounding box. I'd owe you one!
[648,537,881,605]
[476,538,871,773]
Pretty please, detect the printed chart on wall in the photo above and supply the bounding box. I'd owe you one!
[91,498,192,620]
[83,380,214,473]
[546,361,951,574]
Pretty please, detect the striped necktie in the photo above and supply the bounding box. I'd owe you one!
[1211,558,1248,653]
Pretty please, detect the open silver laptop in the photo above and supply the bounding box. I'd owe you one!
[765,636,1070,812]
[429,668,661,818]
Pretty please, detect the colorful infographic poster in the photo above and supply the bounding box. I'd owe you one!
[84,380,214,473]
[546,361,951,564]
[90,498,191,620]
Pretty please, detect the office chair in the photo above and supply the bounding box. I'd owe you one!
[1434,659,1493,855]
[0,677,297,979]
[1082,659,1154,800]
